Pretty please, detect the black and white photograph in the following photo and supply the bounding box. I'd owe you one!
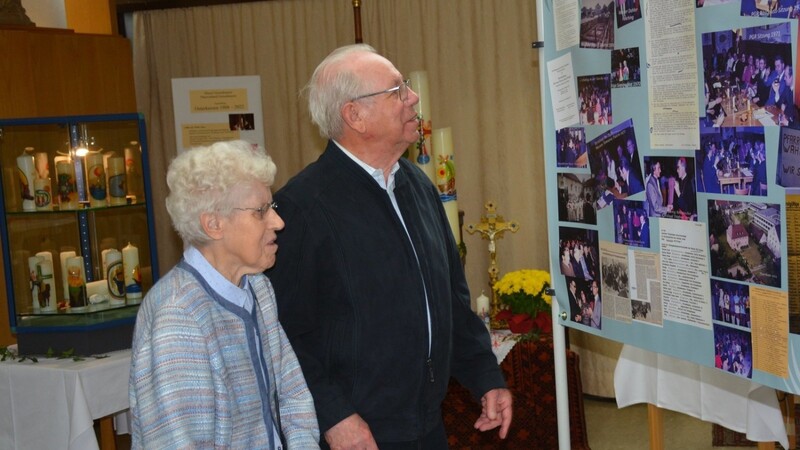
[557,173,598,225]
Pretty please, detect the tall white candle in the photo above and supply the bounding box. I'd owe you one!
[476,291,490,316]
[408,70,435,184]
[85,152,107,207]
[59,250,76,302]
[38,259,57,312]
[16,151,37,211]
[125,143,143,201]
[431,127,460,244]
[27,256,43,311]
[66,255,88,309]
[122,242,142,302]
[107,156,127,206]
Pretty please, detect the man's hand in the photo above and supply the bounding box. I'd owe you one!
[324,413,378,450]
[473,388,513,439]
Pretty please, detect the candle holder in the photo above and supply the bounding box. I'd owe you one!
[465,201,519,329]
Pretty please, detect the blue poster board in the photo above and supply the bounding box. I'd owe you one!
[540,0,799,394]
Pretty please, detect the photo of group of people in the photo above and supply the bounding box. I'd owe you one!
[578,74,613,125]
[642,156,698,221]
[702,24,795,128]
[565,277,603,329]
[556,127,588,168]
[580,0,615,50]
[613,200,649,247]
[739,0,800,18]
[610,47,641,88]
[711,279,751,327]
[557,173,598,225]
[587,119,644,208]
[707,200,781,287]
[696,124,768,195]
[558,226,599,282]
[713,324,753,378]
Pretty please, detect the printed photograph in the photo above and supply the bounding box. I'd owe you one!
[643,156,698,221]
[710,279,751,328]
[713,323,753,379]
[556,127,588,168]
[701,23,793,128]
[578,74,613,125]
[558,226,600,281]
[588,119,644,209]
[615,0,641,28]
[557,173,599,225]
[612,199,650,248]
[696,124,767,195]
[741,0,800,18]
[611,47,641,88]
[707,199,781,287]
[565,277,603,329]
[580,0,615,50]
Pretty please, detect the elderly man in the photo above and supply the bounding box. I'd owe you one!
[644,160,671,217]
[268,44,512,449]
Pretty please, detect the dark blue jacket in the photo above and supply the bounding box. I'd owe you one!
[267,141,504,443]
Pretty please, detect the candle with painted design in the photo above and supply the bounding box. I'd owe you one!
[431,127,460,244]
[55,160,79,210]
[37,259,57,312]
[107,156,127,206]
[476,291,491,331]
[85,152,107,207]
[407,71,435,184]
[102,248,125,304]
[66,255,88,310]
[27,256,43,311]
[16,149,36,211]
[34,177,53,211]
[122,243,142,302]
[59,250,76,302]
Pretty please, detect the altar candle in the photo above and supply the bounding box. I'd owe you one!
[85,152,107,207]
[38,259,57,312]
[407,70,435,184]
[431,127,460,243]
[59,250,76,301]
[66,255,88,309]
[107,156,127,206]
[28,256,43,310]
[122,243,142,302]
[16,151,37,212]
[476,291,490,316]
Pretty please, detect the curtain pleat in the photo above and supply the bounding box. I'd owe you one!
[132,0,548,304]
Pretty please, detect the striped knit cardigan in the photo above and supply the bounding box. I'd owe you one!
[129,263,319,449]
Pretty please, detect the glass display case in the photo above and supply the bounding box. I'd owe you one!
[0,113,159,354]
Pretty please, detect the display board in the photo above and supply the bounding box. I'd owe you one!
[541,0,800,394]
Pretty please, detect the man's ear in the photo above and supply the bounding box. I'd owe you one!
[200,212,224,240]
[342,102,367,133]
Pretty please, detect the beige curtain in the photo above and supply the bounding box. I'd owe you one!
[132,0,548,306]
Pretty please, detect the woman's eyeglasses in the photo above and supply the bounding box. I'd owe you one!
[233,201,278,220]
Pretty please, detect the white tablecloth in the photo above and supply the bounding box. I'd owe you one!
[0,348,131,450]
[614,345,788,449]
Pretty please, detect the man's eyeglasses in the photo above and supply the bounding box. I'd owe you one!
[352,79,412,102]
[233,201,278,220]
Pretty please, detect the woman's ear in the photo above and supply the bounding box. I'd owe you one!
[200,212,224,240]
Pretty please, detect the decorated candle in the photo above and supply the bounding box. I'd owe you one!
[102,248,125,303]
[66,255,88,309]
[85,152,107,207]
[37,259,57,312]
[55,161,79,210]
[16,150,36,211]
[34,177,53,211]
[34,151,49,179]
[476,291,490,317]
[59,250,76,302]
[28,256,43,310]
[107,156,127,206]
[431,127,460,244]
[407,70,435,184]
[122,243,142,302]
[125,142,144,201]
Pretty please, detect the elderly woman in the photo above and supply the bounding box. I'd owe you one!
[129,140,319,449]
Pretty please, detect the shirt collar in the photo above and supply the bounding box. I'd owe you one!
[184,246,252,311]
[332,139,400,190]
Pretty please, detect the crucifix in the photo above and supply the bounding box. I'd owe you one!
[465,201,519,327]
